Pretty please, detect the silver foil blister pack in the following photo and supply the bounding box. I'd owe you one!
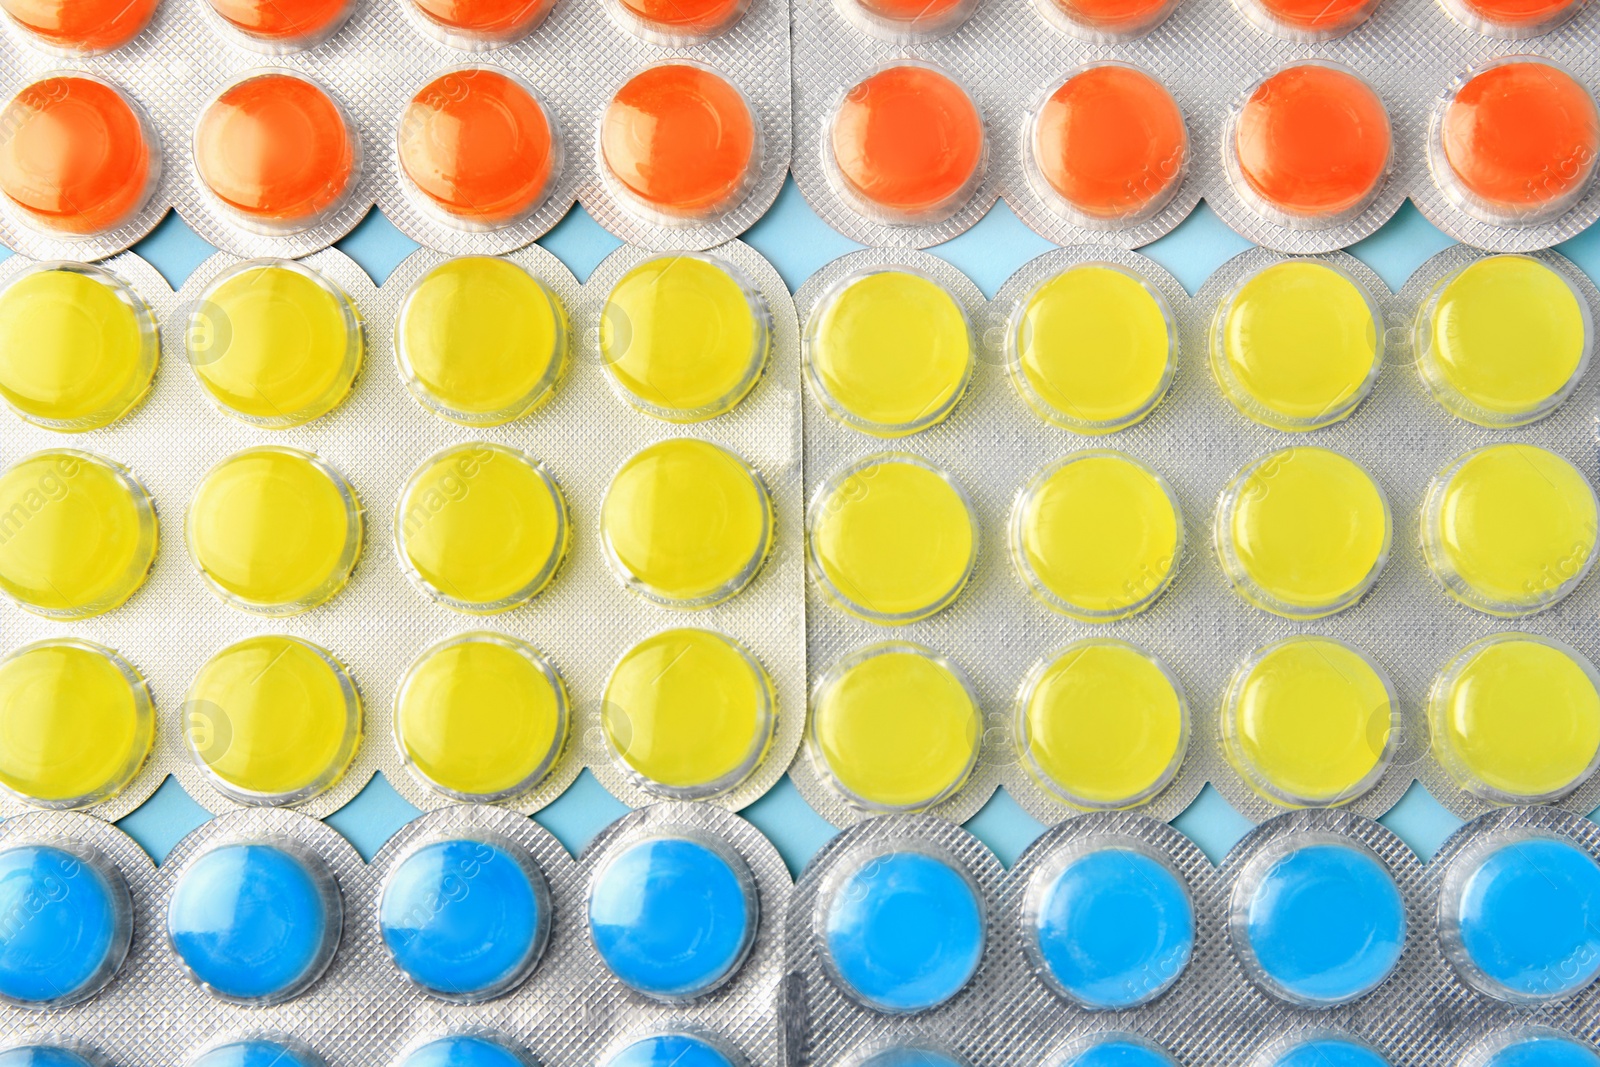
[0,0,791,260]
[789,0,1600,252]
[0,237,805,822]
[792,240,1600,829]
[0,800,793,1067]
[783,807,1562,1066]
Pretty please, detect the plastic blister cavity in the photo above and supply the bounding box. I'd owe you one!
[1411,253,1594,429]
[587,832,757,1001]
[0,639,154,810]
[185,446,365,616]
[0,841,132,1008]
[0,261,159,432]
[379,834,552,1002]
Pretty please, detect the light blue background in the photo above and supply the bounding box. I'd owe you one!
[9,185,1600,872]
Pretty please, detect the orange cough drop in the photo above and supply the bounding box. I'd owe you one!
[0,75,156,235]
[830,63,985,223]
[195,72,357,230]
[399,69,557,227]
[1033,64,1187,222]
[600,63,759,220]
[1234,62,1391,221]
[1440,60,1600,222]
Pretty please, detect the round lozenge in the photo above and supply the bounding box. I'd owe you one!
[0,262,158,431]
[604,1036,735,1067]
[1421,444,1599,616]
[1210,260,1382,431]
[611,0,749,42]
[205,0,355,48]
[1231,839,1406,1007]
[809,643,981,813]
[1437,58,1600,225]
[1058,1035,1177,1067]
[1015,639,1187,811]
[1029,65,1187,224]
[599,254,769,421]
[407,0,555,44]
[394,443,570,613]
[1010,451,1182,621]
[1242,0,1378,37]
[1448,0,1584,33]
[1414,255,1591,428]
[1040,0,1177,38]
[1477,1032,1600,1067]
[821,849,984,1014]
[1222,637,1397,808]
[167,842,341,1004]
[194,71,358,232]
[1008,263,1176,433]
[1215,446,1391,619]
[187,259,363,428]
[0,844,131,1008]
[190,1039,324,1067]
[601,63,759,221]
[394,633,568,802]
[842,0,975,38]
[186,447,363,615]
[1262,1036,1392,1067]
[0,0,157,52]
[804,268,974,437]
[0,450,158,620]
[809,454,977,624]
[1441,835,1600,1004]
[398,69,559,229]
[602,629,774,798]
[829,63,985,224]
[601,439,773,607]
[1231,62,1391,223]
[0,74,157,235]
[184,635,362,805]
[1428,634,1600,804]
[0,639,153,809]
[588,836,755,1001]
[380,837,550,1002]
[1026,845,1194,1009]
[396,257,567,426]
[401,1037,530,1067]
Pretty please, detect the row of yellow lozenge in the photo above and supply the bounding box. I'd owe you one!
[0,252,772,433]
[0,622,777,812]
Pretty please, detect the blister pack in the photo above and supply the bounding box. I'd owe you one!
[0,0,790,260]
[790,240,1600,829]
[782,807,1598,1067]
[0,238,805,822]
[790,0,1600,252]
[0,800,792,1067]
